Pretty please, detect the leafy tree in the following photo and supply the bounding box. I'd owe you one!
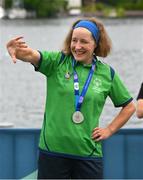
[5,0,12,9]
[24,0,66,17]
[5,0,67,17]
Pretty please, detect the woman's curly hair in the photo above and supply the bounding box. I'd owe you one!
[62,17,112,57]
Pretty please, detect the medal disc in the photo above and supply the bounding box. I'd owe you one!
[65,73,70,79]
[72,111,84,124]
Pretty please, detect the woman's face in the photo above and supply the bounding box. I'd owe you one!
[70,27,96,64]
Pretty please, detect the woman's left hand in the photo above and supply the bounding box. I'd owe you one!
[91,127,112,142]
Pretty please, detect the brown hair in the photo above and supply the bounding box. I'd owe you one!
[62,17,112,57]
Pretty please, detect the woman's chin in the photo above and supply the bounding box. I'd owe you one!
[73,55,84,61]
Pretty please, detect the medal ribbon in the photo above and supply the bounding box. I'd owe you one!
[72,58,96,111]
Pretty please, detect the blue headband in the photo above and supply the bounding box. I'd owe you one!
[73,20,100,43]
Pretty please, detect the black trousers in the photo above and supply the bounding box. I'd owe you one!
[37,151,103,179]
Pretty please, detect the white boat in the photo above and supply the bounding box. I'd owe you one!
[0,6,5,18]
[8,8,27,19]
[0,122,14,128]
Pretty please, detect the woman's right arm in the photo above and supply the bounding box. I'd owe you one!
[136,83,143,118]
[136,99,143,118]
[6,36,40,66]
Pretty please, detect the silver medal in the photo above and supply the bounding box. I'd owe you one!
[72,111,84,124]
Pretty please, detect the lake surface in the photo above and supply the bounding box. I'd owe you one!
[0,17,143,128]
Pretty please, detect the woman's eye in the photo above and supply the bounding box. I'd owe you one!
[81,39,88,44]
[72,39,77,42]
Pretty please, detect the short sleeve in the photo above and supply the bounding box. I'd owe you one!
[35,51,62,77]
[137,83,143,100]
[109,72,133,107]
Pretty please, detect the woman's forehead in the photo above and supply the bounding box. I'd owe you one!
[72,27,92,37]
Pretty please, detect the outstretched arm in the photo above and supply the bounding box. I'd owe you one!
[6,36,40,66]
[92,101,135,141]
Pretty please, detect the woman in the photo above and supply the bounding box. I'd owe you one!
[136,83,143,118]
[6,17,135,179]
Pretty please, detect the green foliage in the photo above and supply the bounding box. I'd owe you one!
[82,4,96,13]
[95,3,105,11]
[5,0,12,9]
[119,1,143,10]
[32,0,66,17]
[5,0,67,17]
[116,8,125,17]
[82,0,143,18]
[4,0,143,18]
[101,0,143,10]
[24,0,66,17]
[102,7,114,17]
[24,0,40,10]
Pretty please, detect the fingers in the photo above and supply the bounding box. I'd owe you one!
[92,127,112,142]
[16,41,28,48]
[92,128,102,141]
[15,37,27,47]
[8,48,17,63]
[91,127,106,142]
[7,36,26,48]
[14,36,24,41]
[93,136,102,142]
[7,36,23,47]
[11,53,17,63]
[7,36,28,63]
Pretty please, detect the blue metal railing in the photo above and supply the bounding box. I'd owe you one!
[0,128,143,179]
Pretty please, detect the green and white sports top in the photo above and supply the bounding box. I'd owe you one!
[35,51,133,159]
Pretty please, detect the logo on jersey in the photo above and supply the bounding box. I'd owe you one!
[92,78,102,93]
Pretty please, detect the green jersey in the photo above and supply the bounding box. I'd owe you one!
[36,51,133,159]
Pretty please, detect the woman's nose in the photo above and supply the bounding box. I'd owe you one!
[75,42,82,49]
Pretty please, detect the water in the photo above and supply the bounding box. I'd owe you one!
[0,17,143,128]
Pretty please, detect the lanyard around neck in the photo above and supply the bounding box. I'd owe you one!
[72,58,96,111]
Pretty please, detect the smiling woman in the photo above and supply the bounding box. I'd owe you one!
[6,17,135,179]
[71,27,96,64]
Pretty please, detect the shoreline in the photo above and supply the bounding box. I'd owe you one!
[82,10,143,18]
[1,10,143,20]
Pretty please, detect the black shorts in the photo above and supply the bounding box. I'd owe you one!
[37,151,103,179]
